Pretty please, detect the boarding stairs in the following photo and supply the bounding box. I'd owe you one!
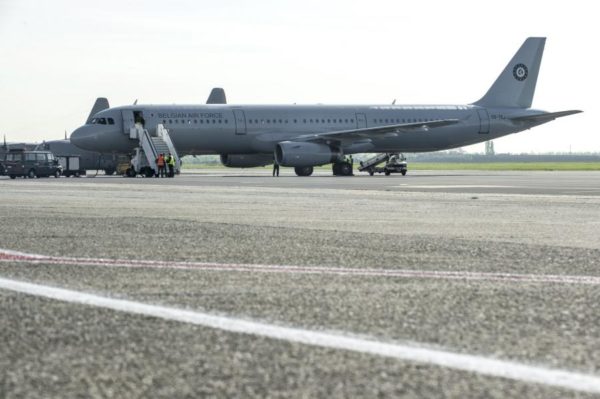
[129,124,180,177]
[358,153,390,172]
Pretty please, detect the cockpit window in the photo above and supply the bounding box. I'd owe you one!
[107,118,115,125]
[90,118,108,125]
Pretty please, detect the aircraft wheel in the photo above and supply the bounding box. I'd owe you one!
[339,163,353,176]
[385,170,391,176]
[294,166,313,176]
[104,168,115,176]
[369,170,374,176]
[9,175,16,180]
[27,169,36,179]
[126,168,136,178]
[401,170,407,176]
[54,170,62,178]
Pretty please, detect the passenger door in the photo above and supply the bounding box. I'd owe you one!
[233,109,247,135]
[477,109,490,134]
[122,110,135,135]
[355,113,367,128]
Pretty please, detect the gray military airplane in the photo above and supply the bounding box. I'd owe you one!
[71,37,581,176]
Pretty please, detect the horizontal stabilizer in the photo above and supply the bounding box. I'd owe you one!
[510,110,582,123]
[86,98,110,124]
[206,88,227,104]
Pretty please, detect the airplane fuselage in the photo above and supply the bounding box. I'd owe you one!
[74,103,539,156]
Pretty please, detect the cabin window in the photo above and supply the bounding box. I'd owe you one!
[218,119,222,124]
[169,119,173,124]
[163,120,166,124]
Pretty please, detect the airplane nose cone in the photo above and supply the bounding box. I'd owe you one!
[70,126,99,151]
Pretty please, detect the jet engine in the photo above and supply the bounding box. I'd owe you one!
[275,141,341,167]
[220,154,273,168]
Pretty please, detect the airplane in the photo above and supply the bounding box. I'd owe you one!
[71,37,581,177]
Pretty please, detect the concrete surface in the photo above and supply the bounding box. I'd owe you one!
[0,170,599,398]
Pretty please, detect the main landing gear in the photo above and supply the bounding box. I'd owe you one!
[332,161,353,176]
[294,166,314,176]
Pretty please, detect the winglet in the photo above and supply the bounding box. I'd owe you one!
[206,88,227,104]
[85,97,110,124]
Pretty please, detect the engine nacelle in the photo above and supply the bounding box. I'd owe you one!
[220,154,273,168]
[275,141,341,167]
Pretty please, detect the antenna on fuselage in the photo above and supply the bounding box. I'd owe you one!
[392,99,396,105]
[133,99,138,105]
[64,130,67,140]
[2,134,6,150]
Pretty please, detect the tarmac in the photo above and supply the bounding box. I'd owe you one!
[0,169,599,398]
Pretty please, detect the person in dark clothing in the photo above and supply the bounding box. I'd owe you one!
[272,162,280,177]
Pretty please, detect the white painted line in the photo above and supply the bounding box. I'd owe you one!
[1,277,599,394]
[2,248,600,285]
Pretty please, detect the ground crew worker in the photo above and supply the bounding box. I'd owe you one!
[348,155,354,176]
[166,153,175,177]
[156,153,165,178]
[272,161,280,177]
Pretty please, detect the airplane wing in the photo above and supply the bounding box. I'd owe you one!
[290,119,460,144]
[510,110,582,123]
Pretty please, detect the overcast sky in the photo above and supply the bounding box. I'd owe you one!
[0,0,597,153]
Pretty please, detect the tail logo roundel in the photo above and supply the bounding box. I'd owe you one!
[513,63,528,81]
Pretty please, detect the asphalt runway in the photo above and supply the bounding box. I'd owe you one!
[1,170,599,398]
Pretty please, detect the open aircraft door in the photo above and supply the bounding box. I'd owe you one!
[122,110,135,135]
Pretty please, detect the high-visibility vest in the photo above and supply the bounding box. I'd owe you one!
[157,156,165,166]
[167,156,175,166]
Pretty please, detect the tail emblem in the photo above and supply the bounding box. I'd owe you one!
[513,64,529,81]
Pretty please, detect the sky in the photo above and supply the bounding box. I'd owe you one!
[0,0,598,153]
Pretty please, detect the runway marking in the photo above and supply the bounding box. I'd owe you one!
[401,185,516,189]
[1,277,599,394]
[2,248,600,285]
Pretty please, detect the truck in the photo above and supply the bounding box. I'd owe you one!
[358,153,408,176]
[57,155,86,177]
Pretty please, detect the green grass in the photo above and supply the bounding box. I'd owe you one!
[182,162,600,171]
[409,162,600,171]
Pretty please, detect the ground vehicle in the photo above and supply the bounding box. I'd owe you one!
[3,149,63,179]
[359,153,408,176]
[57,155,86,177]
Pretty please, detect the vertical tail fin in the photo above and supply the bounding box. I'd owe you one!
[85,97,110,124]
[474,37,546,108]
[206,88,227,104]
